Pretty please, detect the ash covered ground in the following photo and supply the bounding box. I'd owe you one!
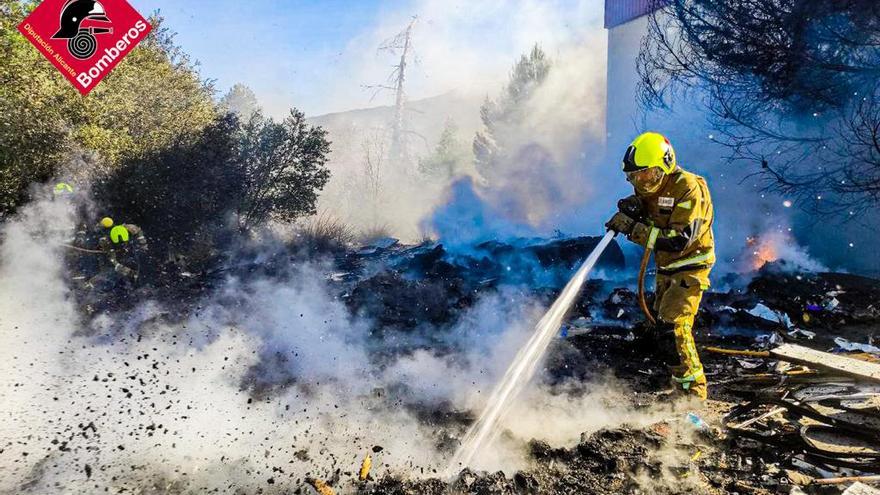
[2,200,880,495]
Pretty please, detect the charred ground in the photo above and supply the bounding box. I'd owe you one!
[44,235,880,494]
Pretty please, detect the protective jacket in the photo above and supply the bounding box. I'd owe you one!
[98,223,148,279]
[629,167,715,282]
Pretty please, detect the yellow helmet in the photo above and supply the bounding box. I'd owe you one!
[622,132,677,174]
[53,182,74,194]
[100,217,114,228]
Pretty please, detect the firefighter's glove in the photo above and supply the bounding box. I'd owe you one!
[617,195,644,220]
[606,211,636,235]
[628,222,652,247]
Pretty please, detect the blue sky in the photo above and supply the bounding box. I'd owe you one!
[129,0,604,117]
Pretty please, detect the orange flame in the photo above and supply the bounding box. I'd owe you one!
[746,235,780,270]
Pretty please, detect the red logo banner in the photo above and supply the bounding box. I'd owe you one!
[17,0,152,95]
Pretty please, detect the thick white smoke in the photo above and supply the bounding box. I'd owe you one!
[0,197,667,492]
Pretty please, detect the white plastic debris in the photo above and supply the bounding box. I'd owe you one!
[569,317,591,328]
[736,359,763,370]
[834,337,880,354]
[616,309,625,319]
[843,482,880,495]
[565,327,593,337]
[788,328,816,340]
[756,332,781,345]
[747,303,793,328]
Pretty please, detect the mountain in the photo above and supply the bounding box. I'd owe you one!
[307,90,483,162]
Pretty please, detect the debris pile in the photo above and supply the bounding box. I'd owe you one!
[10,233,880,494]
[345,246,880,494]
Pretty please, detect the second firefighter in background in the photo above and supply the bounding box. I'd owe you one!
[606,132,715,400]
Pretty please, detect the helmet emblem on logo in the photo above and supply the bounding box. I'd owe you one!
[51,0,113,60]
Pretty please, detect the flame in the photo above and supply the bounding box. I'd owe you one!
[746,235,780,270]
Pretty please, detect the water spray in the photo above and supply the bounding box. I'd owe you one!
[447,230,616,474]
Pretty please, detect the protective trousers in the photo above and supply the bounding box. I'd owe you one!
[654,267,711,399]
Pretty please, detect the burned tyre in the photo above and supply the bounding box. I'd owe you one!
[68,31,97,60]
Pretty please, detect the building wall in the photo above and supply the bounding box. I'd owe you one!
[605,0,668,29]
[605,15,650,156]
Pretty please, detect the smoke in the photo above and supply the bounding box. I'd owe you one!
[311,0,610,244]
[735,229,828,274]
[0,197,431,492]
[0,196,676,492]
[421,31,612,246]
[325,0,606,116]
[422,177,534,249]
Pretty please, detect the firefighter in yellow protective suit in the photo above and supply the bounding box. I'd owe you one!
[606,132,715,400]
[97,217,148,281]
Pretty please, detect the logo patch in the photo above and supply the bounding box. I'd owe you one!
[17,0,152,95]
[658,197,675,208]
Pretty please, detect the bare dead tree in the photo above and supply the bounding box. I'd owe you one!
[360,127,387,208]
[366,17,418,170]
[638,0,880,215]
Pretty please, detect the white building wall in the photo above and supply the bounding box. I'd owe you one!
[605,15,651,156]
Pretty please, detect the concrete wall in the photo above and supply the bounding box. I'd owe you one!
[605,15,650,156]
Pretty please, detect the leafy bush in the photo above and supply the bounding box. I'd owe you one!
[0,4,217,218]
[92,110,333,276]
[236,110,332,231]
[92,114,245,269]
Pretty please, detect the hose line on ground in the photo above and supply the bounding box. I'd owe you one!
[638,247,656,326]
[60,243,105,254]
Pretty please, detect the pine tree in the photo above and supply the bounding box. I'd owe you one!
[473,44,551,180]
[220,84,260,120]
[419,119,466,181]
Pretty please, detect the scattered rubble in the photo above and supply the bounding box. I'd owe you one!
[21,238,880,494]
[344,254,880,495]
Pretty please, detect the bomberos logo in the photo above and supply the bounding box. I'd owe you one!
[18,0,152,95]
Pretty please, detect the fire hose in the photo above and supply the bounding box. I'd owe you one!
[614,196,656,326]
[60,243,105,254]
[637,246,656,326]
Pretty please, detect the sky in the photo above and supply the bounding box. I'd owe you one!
[129,0,605,118]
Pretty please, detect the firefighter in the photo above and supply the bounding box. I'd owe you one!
[606,132,715,400]
[97,217,148,281]
[53,182,75,197]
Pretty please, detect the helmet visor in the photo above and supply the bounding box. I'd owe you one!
[626,168,665,194]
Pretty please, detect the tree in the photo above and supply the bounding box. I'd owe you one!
[0,0,73,217]
[638,0,880,214]
[0,5,217,217]
[73,14,217,164]
[220,83,260,120]
[368,17,418,169]
[91,109,332,275]
[93,114,246,265]
[360,127,386,207]
[419,119,467,181]
[473,44,551,180]
[236,110,332,231]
